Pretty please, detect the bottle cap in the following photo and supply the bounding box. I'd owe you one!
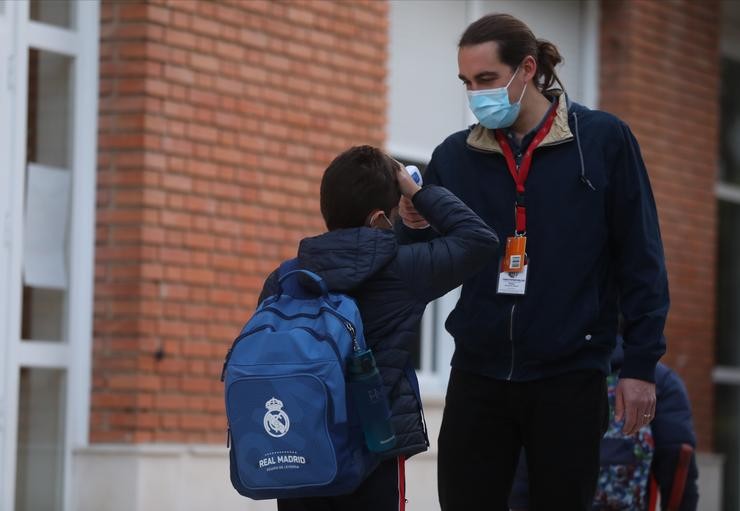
[348,349,376,375]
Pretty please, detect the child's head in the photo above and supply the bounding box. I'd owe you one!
[320,145,401,231]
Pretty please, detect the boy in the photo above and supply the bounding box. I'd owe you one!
[257,145,499,511]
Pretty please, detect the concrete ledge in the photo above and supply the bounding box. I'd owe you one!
[72,443,273,511]
[71,443,439,511]
[72,441,723,511]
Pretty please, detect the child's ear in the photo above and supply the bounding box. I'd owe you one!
[366,209,382,227]
[366,210,393,230]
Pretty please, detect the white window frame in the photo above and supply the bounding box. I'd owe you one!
[0,0,15,504]
[1,1,99,510]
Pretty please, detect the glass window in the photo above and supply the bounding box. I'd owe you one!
[720,57,740,186]
[716,384,740,511]
[15,368,67,511]
[21,287,65,341]
[27,48,74,169]
[0,0,5,15]
[30,0,75,29]
[23,48,73,343]
[716,51,740,511]
[716,200,740,367]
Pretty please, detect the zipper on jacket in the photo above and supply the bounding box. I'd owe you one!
[507,303,517,381]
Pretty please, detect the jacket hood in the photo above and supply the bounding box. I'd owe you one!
[297,227,398,292]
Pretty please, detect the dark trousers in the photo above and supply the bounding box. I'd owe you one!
[277,456,406,511]
[438,368,608,511]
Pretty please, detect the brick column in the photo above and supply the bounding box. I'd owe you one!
[600,0,721,449]
[94,0,388,443]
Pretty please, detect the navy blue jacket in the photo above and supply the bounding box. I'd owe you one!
[509,342,699,510]
[259,186,499,459]
[400,93,669,383]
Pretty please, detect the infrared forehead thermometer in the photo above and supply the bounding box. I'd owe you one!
[405,165,423,186]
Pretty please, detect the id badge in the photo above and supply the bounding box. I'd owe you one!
[497,258,528,295]
[502,236,527,273]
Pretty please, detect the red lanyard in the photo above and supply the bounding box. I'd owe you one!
[493,102,559,235]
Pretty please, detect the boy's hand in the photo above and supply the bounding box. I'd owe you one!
[399,197,429,229]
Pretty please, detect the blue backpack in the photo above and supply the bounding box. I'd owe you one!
[221,259,379,500]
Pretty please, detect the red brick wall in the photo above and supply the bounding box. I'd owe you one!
[94,0,388,443]
[600,0,720,450]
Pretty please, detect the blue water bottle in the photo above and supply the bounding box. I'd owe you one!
[348,349,397,453]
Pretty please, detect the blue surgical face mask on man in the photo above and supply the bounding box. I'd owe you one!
[467,66,527,129]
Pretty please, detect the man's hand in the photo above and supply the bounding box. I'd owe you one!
[393,160,429,229]
[614,378,656,436]
[395,161,422,199]
[398,197,429,229]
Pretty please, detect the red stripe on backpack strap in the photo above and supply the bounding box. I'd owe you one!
[398,456,406,511]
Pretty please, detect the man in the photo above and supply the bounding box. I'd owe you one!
[398,13,669,511]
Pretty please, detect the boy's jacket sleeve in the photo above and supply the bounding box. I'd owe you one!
[394,185,499,304]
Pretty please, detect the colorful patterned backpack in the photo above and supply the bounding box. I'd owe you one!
[593,373,655,511]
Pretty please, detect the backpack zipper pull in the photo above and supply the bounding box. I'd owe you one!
[344,321,360,352]
[226,426,231,448]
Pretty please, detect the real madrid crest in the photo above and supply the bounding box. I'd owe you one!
[263,397,290,438]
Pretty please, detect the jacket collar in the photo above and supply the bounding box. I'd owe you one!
[466,89,573,154]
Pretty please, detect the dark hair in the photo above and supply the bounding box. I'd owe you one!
[459,13,563,92]
[320,145,400,231]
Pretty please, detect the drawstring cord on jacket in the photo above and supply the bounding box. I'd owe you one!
[572,110,596,191]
